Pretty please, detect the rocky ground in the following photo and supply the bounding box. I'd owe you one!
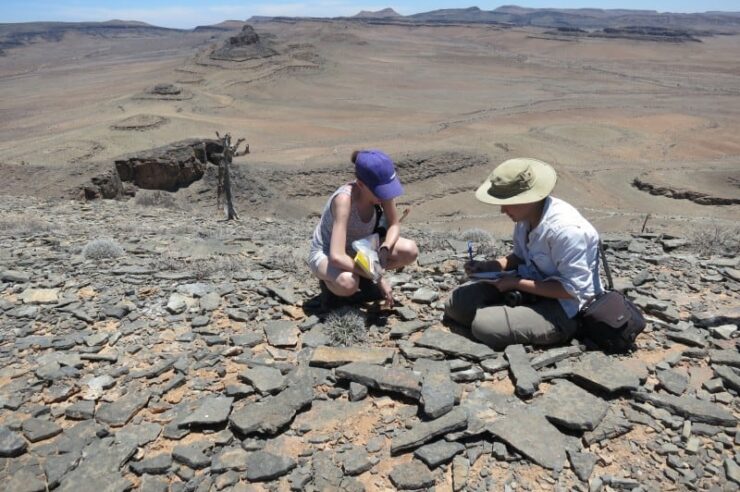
[0,195,738,492]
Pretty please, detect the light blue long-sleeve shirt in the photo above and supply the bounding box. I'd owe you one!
[513,196,603,318]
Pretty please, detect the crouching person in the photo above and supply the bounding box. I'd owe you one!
[307,150,418,307]
[444,158,602,349]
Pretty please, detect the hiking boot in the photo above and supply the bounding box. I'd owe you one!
[352,276,384,303]
[319,280,344,311]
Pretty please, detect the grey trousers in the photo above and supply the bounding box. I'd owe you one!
[444,281,579,350]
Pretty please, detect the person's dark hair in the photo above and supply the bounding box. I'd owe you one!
[351,150,360,164]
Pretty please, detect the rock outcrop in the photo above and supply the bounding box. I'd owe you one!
[114,139,223,191]
[210,25,277,61]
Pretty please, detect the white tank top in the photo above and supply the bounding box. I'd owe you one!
[310,184,377,257]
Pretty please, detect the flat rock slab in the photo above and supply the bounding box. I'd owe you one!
[389,460,435,490]
[567,449,598,482]
[22,417,63,442]
[632,391,735,426]
[230,381,314,436]
[657,369,689,395]
[415,329,495,361]
[335,362,421,400]
[130,454,172,475]
[264,320,299,347]
[57,437,137,492]
[178,396,233,428]
[239,366,286,395]
[341,447,373,475]
[389,320,428,339]
[488,410,568,470]
[245,451,296,481]
[414,440,465,468]
[97,390,151,427]
[421,368,459,419]
[583,408,633,446]
[19,288,59,304]
[310,346,394,368]
[505,344,540,397]
[530,345,582,370]
[391,407,468,454]
[714,364,740,392]
[666,328,707,348]
[569,352,640,394]
[212,447,249,472]
[709,349,740,368]
[172,442,211,469]
[0,427,27,457]
[535,379,609,431]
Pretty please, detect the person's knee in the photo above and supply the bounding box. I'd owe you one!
[393,239,418,267]
[444,289,473,326]
[333,272,359,296]
[471,307,511,349]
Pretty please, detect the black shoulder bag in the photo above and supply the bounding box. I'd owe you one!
[578,241,646,353]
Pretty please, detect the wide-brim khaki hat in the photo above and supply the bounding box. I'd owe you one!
[475,158,557,205]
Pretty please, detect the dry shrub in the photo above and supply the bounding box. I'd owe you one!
[410,230,450,253]
[461,228,499,258]
[83,238,124,259]
[324,307,367,347]
[689,224,740,257]
[135,190,178,209]
[155,251,248,280]
[0,214,54,234]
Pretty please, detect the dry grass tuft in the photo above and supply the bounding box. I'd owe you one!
[324,307,367,347]
[83,238,124,259]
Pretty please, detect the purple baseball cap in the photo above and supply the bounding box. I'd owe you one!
[354,150,404,200]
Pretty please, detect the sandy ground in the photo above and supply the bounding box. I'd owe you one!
[0,21,737,237]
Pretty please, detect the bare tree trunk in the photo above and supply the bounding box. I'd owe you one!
[212,132,249,221]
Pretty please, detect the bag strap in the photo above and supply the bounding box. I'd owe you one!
[598,240,614,291]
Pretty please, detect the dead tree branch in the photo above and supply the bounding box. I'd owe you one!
[213,132,250,221]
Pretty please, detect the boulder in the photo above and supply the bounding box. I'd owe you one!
[114,139,222,191]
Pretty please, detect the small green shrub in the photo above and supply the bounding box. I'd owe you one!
[83,238,124,259]
[324,307,367,347]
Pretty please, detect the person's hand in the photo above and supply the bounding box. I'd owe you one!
[490,276,520,292]
[464,260,484,276]
[377,276,394,308]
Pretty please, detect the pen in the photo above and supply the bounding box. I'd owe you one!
[467,241,473,262]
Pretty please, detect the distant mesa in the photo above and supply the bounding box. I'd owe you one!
[210,24,277,61]
[353,8,402,19]
[194,20,249,32]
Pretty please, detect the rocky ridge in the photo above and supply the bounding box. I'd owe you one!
[0,195,738,491]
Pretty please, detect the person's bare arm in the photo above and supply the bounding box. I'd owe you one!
[379,198,400,250]
[327,194,358,272]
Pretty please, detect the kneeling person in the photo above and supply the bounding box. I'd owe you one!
[444,158,602,349]
[307,150,418,307]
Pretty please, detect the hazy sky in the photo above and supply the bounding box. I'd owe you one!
[2,1,738,29]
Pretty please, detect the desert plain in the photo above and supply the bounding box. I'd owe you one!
[0,19,738,234]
